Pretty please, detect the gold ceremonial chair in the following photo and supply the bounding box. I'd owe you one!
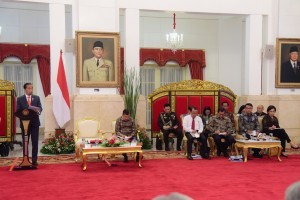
[74,117,101,161]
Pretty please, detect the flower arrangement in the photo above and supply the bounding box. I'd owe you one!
[40,132,75,154]
[136,125,152,150]
[101,135,125,147]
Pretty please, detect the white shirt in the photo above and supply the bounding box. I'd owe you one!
[290,60,297,68]
[183,115,203,133]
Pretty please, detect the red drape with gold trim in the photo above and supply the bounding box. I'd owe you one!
[120,48,206,94]
[0,43,50,96]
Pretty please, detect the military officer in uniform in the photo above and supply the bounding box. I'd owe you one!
[83,41,114,82]
[158,103,183,151]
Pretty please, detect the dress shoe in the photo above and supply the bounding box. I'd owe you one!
[202,154,211,160]
[177,147,182,151]
[32,162,38,167]
[253,153,263,158]
[223,152,229,158]
[187,155,193,160]
[281,153,288,158]
[165,148,170,151]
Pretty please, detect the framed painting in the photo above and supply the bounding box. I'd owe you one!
[76,31,120,87]
[276,38,300,88]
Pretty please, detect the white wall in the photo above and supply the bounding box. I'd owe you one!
[276,0,300,94]
[218,17,244,95]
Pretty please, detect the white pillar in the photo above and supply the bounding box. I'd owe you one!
[49,3,66,95]
[124,8,140,72]
[244,15,263,95]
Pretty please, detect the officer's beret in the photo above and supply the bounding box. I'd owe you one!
[93,41,103,49]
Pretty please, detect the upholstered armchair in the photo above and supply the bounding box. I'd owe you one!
[74,118,101,160]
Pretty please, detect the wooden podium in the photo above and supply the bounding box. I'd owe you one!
[14,109,37,170]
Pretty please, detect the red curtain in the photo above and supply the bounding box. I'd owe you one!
[0,43,50,96]
[36,57,51,96]
[120,48,206,94]
[189,61,203,79]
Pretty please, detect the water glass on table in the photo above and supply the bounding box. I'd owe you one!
[269,133,273,141]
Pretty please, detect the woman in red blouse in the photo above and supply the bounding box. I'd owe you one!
[262,105,299,157]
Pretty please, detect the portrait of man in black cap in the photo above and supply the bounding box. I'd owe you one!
[82,40,114,82]
[281,46,300,83]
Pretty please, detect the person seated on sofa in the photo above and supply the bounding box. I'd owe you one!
[222,101,235,125]
[238,103,262,158]
[237,105,246,116]
[200,106,213,126]
[183,106,210,160]
[262,105,299,157]
[254,105,267,117]
[115,109,136,162]
[200,106,213,140]
[208,108,235,157]
[158,103,183,151]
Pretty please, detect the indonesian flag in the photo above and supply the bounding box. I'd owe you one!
[53,51,70,128]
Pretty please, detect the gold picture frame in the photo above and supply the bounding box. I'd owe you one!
[276,38,300,88]
[76,31,120,87]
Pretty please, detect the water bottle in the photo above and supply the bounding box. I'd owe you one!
[131,137,137,147]
[82,137,85,147]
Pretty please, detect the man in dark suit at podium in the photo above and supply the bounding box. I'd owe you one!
[281,46,300,83]
[17,83,42,166]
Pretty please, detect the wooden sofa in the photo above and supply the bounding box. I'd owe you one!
[148,80,237,153]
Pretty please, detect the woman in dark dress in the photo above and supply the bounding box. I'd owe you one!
[200,106,213,127]
[262,105,299,157]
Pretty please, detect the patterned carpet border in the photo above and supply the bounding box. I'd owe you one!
[1,149,299,167]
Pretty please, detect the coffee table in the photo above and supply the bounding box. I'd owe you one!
[234,139,282,162]
[80,144,143,171]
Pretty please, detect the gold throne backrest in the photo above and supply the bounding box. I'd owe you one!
[75,118,100,140]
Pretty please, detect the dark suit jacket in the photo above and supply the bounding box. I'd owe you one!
[281,61,300,83]
[17,94,43,126]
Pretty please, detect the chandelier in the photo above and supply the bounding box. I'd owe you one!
[166,13,183,53]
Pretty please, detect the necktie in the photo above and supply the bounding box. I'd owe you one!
[96,59,99,67]
[192,118,195,130]
[27,96,31,106]
[294,62,297,74]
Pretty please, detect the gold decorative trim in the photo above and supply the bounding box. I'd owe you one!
[175,91,215,96]
[215,97,218,115]
[151,92,169,102]
[148,80,235,100]
[220,92,234,101]
[0,91,5,95]
[6,96,12,138]
[0,80,15,90]
[171,96,175,112]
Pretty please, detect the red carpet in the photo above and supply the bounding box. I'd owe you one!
[1,155,300,200]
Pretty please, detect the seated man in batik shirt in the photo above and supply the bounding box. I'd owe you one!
[238,103,262,158]
[115,109,135,162]
[208,108,235,157]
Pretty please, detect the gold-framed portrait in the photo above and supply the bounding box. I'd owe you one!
[76,31,120,87]
[276,38,300,88]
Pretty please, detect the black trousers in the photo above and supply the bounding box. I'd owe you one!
[161,128,183,150]
[212,134,235,154]
[21,123,39,163]
[185,132,208,156]
[267,129,291,152]
[244,133,261,155]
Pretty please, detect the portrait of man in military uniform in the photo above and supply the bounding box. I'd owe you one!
[83,41,114,82]
[76,31,120,87]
